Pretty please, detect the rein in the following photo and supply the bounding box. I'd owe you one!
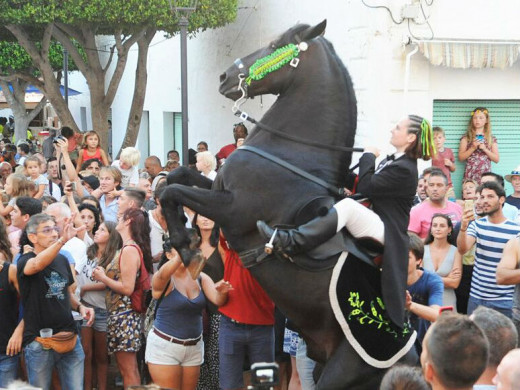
[234,108,364,154]
[239,145,344,196]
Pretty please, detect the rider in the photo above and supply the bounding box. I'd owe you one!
[257,115,436,327]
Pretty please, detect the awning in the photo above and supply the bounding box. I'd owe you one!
[0,84,81,109]
[416,39,520,69]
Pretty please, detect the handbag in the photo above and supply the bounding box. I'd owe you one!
[120,244,151,313]
[144,280,171,336]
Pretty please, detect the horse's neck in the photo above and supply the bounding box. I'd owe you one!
[250,75,354,184]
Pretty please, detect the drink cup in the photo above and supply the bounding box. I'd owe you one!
[40,328,53,338]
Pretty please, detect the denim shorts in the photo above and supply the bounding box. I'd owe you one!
[283,328,300,357]
[145,328,203,367]
[82,307,108,333]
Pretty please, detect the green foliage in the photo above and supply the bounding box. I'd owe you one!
[0,40,81,75]
[0,0,238,35]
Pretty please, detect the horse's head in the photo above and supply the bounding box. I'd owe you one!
[219,20,327,101]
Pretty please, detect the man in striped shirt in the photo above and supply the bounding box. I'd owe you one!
[457,181,520,318]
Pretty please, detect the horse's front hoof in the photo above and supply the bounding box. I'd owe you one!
[178,247,207,280]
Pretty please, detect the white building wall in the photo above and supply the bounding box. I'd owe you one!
[67,0,520,165]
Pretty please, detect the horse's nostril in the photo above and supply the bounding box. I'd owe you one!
[219,72,227,83]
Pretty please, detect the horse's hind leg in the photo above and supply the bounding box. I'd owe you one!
[316,338,385,390]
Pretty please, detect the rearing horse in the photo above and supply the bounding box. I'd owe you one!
[161,20,411,389]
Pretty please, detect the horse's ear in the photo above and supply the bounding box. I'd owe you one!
[300,20,327,41]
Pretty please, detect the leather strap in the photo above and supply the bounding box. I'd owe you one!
[152,328,201,346]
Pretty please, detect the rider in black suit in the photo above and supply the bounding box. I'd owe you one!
[258,115,435,327]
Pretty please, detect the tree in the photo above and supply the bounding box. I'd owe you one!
[0,0,238,153]
[0,40,78,143]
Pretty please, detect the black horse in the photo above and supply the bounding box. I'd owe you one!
[161,20,413,389]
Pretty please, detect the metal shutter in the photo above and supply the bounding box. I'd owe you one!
[432,100,520,197]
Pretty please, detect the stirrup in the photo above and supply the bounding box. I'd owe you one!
[264,228,278,254]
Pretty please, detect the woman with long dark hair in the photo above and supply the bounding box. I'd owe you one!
[92,208,152,388]
[192,214,223,390]
[423,213,462,309]
[77,221,122,390]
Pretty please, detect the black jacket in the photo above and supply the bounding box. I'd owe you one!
[357,153,418,327]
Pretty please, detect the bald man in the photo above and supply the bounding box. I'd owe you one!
[144,156,168,191]
[493,349,520,390]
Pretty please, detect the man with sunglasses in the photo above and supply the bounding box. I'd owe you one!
[17,213,94,389]
[216,122,248,168]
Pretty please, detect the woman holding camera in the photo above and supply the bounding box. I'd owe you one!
[458,107,499,183]
[146,242,232,390]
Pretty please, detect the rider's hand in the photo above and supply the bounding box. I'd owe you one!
[364,146,380,158]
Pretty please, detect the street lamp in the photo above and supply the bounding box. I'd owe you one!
[171,0,198,166]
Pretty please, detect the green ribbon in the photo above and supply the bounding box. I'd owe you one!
[420,119,436,157]
[246,43,300,85]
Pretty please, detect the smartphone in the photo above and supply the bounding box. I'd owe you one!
[464,199,474,212]
[476,134,485,142]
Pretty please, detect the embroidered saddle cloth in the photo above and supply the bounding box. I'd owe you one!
[329,252,416,368]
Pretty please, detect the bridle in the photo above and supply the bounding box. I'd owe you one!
[229,39,363,197]
[231,40,364,155]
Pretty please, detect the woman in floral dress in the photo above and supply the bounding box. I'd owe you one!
[458,107,499,183]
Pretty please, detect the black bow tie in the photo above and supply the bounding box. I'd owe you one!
[386,154,395,161]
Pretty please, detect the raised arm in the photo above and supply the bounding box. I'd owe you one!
[458,137,476,162]
[151,252,182,299]
[92,246,140,296]
[200,273,232,307]
[457,210,476,254]
[496,237,520,285]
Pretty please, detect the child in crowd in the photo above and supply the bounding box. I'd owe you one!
[458,107,499,183]
[111,147,140,188]
[432,127,456,200]
[0,173,35,216]
[195,151,217,180]
[16,143,30,166]
[406,232,443,354]
[76,130,110,173]
[24,156,48,199]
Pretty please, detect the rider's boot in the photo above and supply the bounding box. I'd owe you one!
[257,208,338,256]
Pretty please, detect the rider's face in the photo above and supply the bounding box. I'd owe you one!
[390,118,415,150]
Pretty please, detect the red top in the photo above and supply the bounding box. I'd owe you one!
[82,147,102,162]
[216,143,237,160]
[218,237,274,325]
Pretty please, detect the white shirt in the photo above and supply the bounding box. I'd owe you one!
[112,160,139,188]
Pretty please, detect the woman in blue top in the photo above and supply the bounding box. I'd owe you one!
[145,242,232,390]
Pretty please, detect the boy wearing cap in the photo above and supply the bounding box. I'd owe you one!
[505,166,520,210]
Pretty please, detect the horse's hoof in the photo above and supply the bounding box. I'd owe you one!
[178,247,207,280]
[187,250,207,280]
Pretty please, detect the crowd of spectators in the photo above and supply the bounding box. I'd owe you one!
[1,107,520,390]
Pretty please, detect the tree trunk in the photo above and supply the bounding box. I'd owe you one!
[118,28,156,156]
[0,79,47,144]
[5,24,80,135]
[52,24,145,152]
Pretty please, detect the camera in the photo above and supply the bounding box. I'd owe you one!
[248,362,279,390]
[53,135,66,144]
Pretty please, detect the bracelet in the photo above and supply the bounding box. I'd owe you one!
[56,238,65,246]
